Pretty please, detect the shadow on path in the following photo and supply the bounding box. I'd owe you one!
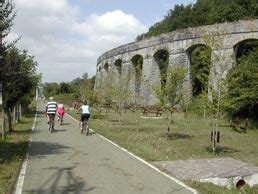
[0,141,28,163]
[29,142,71,157]
[24,166,94,194]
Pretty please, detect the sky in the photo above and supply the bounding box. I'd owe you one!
[8,0,196,83]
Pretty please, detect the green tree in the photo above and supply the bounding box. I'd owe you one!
[3,47,40,133]
[139,0,258,40]
[224,48,258,119]
[1,0,15,138]
[43,82,60,98]
[191,46,211,96]
[59,82,71,94]
[153,66,187,134]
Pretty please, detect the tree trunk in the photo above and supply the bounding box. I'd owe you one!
[135,103,139,132]
[166,113,173,134]
[1,109,6,140]
[118,102,122,125]
[19,104,22,119]
[7,108,12,132]
[13,106,17,123]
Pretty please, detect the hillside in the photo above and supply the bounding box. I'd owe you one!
[137,0,258,40]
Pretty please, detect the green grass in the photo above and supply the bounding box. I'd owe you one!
[0,114,34,194]
[187,181,258,194]
[67,109,258,193]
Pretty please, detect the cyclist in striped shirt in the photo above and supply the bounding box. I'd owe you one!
[46,97,58,128]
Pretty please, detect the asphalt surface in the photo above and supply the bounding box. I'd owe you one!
[21,101,196,194]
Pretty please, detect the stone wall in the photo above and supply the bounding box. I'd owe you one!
[95,19,258,105]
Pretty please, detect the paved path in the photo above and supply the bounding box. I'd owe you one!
[19,101,196,194]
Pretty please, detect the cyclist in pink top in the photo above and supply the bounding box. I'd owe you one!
[56,101,65,124]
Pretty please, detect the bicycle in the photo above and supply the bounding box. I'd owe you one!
[81,118,89,136]
[57,113,63,125]
[48,114,55,133]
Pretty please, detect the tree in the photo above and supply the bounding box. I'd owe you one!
[191,46,211,96]
[109,72,131,124]
[153,66,187,134]
[201,31,229,152]
[59,82,71,94]
[78,78,96,104]
[3,47,40,133]
[43,82,60,98]
[223,47,258,119]
[1,0,15,138]
[139,0,258,40]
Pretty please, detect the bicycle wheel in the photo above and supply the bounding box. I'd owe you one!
[85,120,89,135]
[59,115,63,125]
[82,119,87,135]
[49,115,54,133]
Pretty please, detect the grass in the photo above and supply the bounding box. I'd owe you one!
[187,181,258,194]
[67,108,258,193]
[0,114,34,194]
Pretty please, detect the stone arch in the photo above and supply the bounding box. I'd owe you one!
[153,49,169,88]
[233,38,258,62]
[114,59,122,76]
[186,44,212,96]
[104,63,109,74]
[131,54,143,94]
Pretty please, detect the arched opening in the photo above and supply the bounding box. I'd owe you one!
[114,59,122,76]
[131,55,143,94]
[234,39,258,62]
[98,67,102,89]
[104,63,109,74]
[154,49,169,89]
[229,39,258,118]
[188,44,211,96]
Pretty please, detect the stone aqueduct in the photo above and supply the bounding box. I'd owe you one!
[95,19,258,105]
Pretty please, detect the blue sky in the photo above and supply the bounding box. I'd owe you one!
[9,0,196,82]
[70,0,195,24]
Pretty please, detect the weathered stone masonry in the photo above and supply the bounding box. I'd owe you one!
[95,19,258,105]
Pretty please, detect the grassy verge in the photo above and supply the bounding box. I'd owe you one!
[67,109,258,193]
[187,181,258,194]
[0,113,34,194]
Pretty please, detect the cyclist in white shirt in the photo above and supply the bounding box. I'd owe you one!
[77,100,91,132]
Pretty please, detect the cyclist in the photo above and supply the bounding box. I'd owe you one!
[46,97,57,130]
[56,100,65,123]
[77,100,91,133]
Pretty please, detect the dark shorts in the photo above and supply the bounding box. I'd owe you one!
[81,113,90,122]
[48,114,56,119]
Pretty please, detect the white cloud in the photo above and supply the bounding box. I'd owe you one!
[73,10,146,36]
[8,0,147,82]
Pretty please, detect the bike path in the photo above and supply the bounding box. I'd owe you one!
[21,101,196,194]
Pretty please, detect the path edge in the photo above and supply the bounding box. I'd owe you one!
[14,105,38,194]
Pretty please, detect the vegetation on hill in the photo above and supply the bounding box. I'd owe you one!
[43,73,96,106]
[137,0,258,40]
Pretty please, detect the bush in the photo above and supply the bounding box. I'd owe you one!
[188,95,213,118]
